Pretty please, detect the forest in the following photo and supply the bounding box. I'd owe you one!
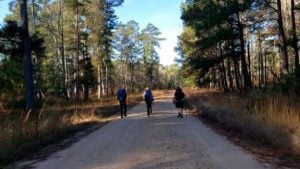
[178,0,300,92]
[0,0,180,110]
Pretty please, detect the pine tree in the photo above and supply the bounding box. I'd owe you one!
[20,0,35,110]
[140,23,164,88]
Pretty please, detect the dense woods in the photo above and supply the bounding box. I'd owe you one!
[178,0,300,92]
[0,0,180,111]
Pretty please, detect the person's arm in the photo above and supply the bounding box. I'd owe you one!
[173,93,177,103]
[174,92,178,101]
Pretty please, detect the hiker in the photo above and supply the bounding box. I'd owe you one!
[144,87,154,117]
[174,87,186,118]
[117,87,127,118]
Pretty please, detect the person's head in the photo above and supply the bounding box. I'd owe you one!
[118,85,125,90]
[176,87,182,93]
[146,87,150,91]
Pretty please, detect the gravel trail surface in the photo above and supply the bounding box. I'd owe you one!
[32,95,271,169]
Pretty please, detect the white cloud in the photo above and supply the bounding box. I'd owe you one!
[158,26,182,66]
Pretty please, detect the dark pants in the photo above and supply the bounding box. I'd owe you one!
[146,101,152,117]
[119,102,127,118]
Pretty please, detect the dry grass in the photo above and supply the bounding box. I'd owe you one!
[187,88,300,156]
[0,93,143,167]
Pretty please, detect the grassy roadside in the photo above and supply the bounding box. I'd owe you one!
[0,93,143,168]
[186,88,300,167]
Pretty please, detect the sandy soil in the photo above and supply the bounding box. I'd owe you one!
[28,95,271,169]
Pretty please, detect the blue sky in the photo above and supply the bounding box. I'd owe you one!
[0,0,184,66]
[0,0,11,23]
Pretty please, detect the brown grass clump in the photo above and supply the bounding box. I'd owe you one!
[187,88,300,156]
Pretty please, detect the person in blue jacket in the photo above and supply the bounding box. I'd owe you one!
[117,87,127,118]
[144,87,154,117]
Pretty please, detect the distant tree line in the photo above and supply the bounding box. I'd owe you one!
[178,0,300,92]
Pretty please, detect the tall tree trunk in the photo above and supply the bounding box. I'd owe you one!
[83,56,89,102]
[264,49,268,85]
[30,0,41,100]
[219,44,228,92]
[231,40,241,89]
[31,0,36,33]
[75,2,80,100]
[21,0,35,111]
[291,0,299,69]
[227,58,234,90]
[101,60,105,96]
[60,0,68,99]
[73,52,76,98]
[124,59,128,89]
[97,63,101,99]
[130,59,134,93]
[261,45,265,87]
[258,33,263,88]
[277,0,289,73]
[83,83,89,101]
[105,64,109,96]
[110,78,114,96]
[237,12,251,89]
[219,66,225,91]
[131,64,134,93]
[247,42,252,85]
[221,61,228,92]
[272,50,277,84]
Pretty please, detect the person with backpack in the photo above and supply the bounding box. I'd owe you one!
[174,87,186,118]
[144,87,154,117]
[117,87,127,118]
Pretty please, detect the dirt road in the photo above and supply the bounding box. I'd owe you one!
[30,95,271,169]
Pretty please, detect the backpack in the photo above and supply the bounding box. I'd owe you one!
[118,89,126,101]
[144,90,153,101]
